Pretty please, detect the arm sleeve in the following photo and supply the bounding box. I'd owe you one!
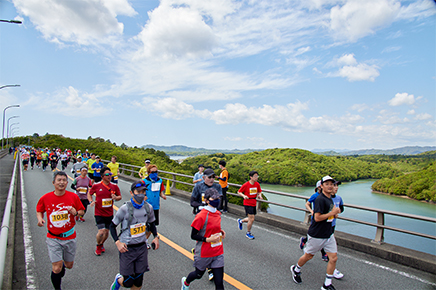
[109,222,119,242]
[148,222,158,237]
[191,227,206,242]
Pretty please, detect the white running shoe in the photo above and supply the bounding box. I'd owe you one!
[333,269,344,279]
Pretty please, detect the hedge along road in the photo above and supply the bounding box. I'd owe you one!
[20,162,435,290]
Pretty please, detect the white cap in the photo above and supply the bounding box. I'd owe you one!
[321,175,335,184]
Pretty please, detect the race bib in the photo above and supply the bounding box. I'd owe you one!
[249,187,257,195]
[76,169,81,174]
[49,210,69,227]
[130,222,146,238]
[102,198,112,207]
[327,215,334,222]
[96,168,101,173]
[151,182,161,191]
[78,187,87,194]
[201,193,205,203]
[113,175,118,180]
[210,233,223,248]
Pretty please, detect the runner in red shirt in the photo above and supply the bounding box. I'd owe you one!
[88,166,122,256]
[181,188,226,290]
[36,171,85,290]
[237,170,263,239]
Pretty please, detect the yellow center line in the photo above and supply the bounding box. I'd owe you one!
[113,204,252,290]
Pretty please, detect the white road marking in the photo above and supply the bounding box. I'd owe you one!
[19,158,38,289]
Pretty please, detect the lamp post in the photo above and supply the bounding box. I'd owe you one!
[2,104,20,150]
[0,19,22,24]
[7,121,19,147]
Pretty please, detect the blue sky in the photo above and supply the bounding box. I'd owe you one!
[0,0,435,151]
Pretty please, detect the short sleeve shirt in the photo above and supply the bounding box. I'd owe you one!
[36,191,85,240]
[239,181,262,207]
[112,202,155,245]
[191,209,223,258]
[307,193,334,239]
[89,182,121,217]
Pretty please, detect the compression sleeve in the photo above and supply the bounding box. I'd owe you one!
[148,221,158,238]
[191,227,206,242]
[109,222,119,242]
[339,205,344,213]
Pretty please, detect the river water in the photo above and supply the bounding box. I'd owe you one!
[261,179,436,255]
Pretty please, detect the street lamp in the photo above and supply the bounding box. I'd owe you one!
[2,103,20,150]
[7,123,19,148]
[0,85,20,90]
[7,117,19,147]
[0,19,22,24]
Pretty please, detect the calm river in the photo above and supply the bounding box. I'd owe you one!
[261,179,436,255]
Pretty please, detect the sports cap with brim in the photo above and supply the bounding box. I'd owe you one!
[204,188,220,200]
[131,180,148,192]
[334,180,342,185]
[198,164,204,168]
[77,156,82,159]
[321,175,335,184]
[316,180,321,188]
[203,168,215,177]
[145,159,151,163]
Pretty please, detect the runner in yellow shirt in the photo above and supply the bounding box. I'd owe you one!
[107,155,120,184]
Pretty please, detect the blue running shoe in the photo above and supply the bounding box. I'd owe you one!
[237,219,243,230]
[245,232,255,239]
[111,273,122,290]
[299,237,306,250]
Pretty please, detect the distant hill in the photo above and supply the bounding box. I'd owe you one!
[315,146,436,156]
[141,144,258,156]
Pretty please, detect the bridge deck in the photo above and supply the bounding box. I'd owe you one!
[4,154,436,289]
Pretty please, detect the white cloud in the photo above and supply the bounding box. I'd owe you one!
[327,54,380,82]
[13,0,137,46]
[338,63,380,82]
[25,86,109,116]
[351,103,370,112]
[415,113,433,120]
[407,109,415,115]
[330,0,401,42]
[224,137,242,142]
[388,92,419,106]
[382,46,401,53]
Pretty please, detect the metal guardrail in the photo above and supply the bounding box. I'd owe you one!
[106,160,436,244]
[0,150,18,289]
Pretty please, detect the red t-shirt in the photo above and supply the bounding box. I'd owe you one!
[191,209,223,258]
[36,191,85,240]
[89,182,121,217]
[239,181,262,207]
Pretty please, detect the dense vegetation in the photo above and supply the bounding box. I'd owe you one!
[371,162,436,202]
[10,134,435,203]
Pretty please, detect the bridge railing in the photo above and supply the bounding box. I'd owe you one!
[108,160,436,244]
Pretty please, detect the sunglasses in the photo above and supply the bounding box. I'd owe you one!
[104,172,113,176]
[134,181,146,188]
[206,175,216,179]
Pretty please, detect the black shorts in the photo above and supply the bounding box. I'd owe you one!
[153,209,159,226]
[88,173,94,180]
[244,205,256,216]
[95,215,113,229]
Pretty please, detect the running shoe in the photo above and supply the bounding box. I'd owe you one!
[333,269,344,279]
[111,273,122,290]
[237,219,243,230]
[321,283,336,290]
[322,254,329,262]
[290,265,302,284]
[181,277,190,290]
[299,237,306,249]
[95,244,102,256]
[245,232,255,239]
[101,244,105,253]
[74,216,79,221]
[191,248,195,255]
[147,243,151,249]
[208,269,214,281]
[79,217,85,222]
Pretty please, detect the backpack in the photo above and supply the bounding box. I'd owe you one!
[119,201,152,236]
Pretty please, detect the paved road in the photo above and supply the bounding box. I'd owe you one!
[17,161,436,290]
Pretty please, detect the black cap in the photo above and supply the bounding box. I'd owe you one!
[198,164,204,168]
[131,180,148,192]
[203,168,215,177]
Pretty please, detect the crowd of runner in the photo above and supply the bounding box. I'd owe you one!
[15,145,345,290]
